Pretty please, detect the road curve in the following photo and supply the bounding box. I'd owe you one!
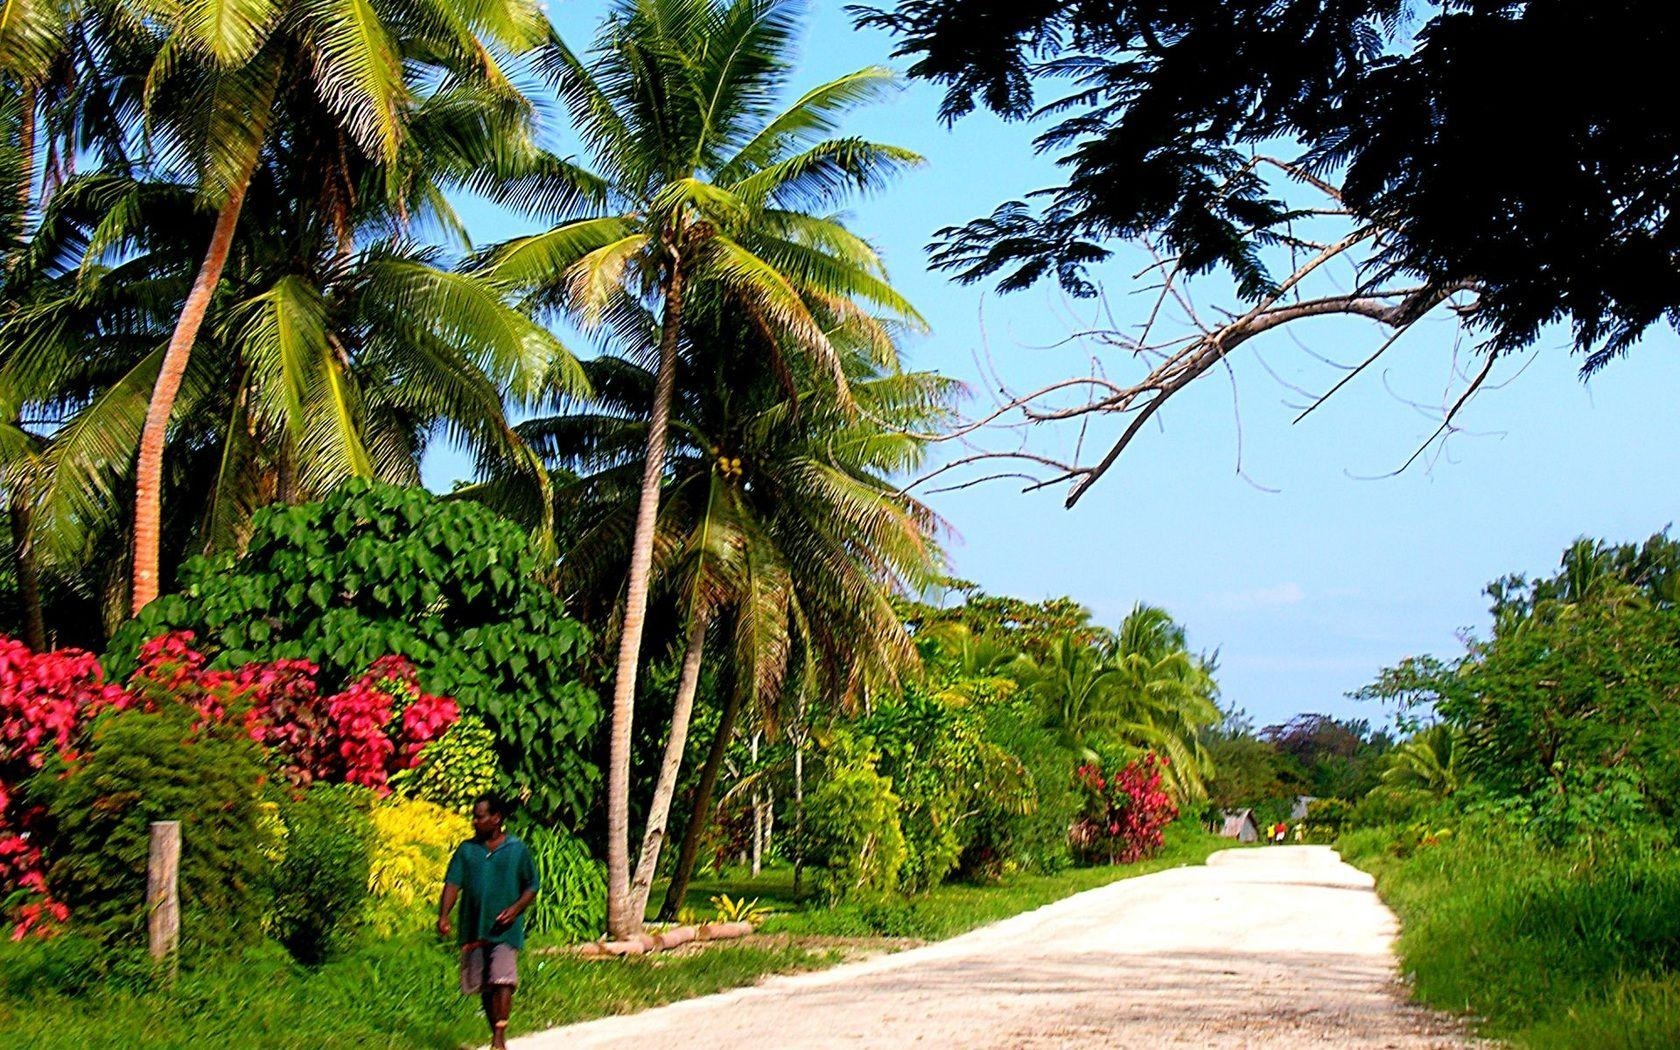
[511,846,1467,1049]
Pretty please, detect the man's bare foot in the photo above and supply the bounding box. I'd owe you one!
[491,1020,509,1049]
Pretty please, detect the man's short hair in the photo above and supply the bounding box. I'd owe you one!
[474,792,511,819]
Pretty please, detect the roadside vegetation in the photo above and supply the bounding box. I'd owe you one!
[1332,532,1680,1048]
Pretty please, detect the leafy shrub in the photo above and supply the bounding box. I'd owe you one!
[387,715,498,813]
[1070,754,1178,864]
[0,635,131,936]
[365,796,470,935]
[0,932,112,997]
[30,704,275,950]
[518,823,605,943]
[863,693,985,892]
[1302,797,1353,843]
[269,784,376,965]
[795,732,906,901]
[110,481,602,823]
[709,894,773,925]
[961,699,1080,879]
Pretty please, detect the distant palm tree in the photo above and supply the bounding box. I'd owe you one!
[483,0,922,935]
[1018,603,1220,805]
[1381,724,1464,799]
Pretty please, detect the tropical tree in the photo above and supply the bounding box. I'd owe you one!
[1016,604,1219,805]
[1380,724,1464,801]
[506,291,948,925]
[125,0,554,611]
[483,0,923,935]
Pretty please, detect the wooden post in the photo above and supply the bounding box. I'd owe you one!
[147,821,181,966]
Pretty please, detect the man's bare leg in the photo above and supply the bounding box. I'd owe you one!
[483,983,513,1049]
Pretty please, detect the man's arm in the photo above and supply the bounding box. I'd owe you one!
[437,882,459,939]
[494,888,537,928]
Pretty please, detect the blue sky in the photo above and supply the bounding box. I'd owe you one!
[430,0,1680,729]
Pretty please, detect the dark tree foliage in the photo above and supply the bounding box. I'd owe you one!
[859,0,1680,359]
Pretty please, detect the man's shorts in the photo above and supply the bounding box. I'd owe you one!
[460,942,519,994]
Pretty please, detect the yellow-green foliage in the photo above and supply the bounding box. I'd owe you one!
[365,797,470,934]
[388,715,498,814]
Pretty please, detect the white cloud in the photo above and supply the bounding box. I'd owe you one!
[1204,582,1305,613]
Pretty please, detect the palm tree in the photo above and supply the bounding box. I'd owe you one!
[508,292,948,926]
[126,0,554,610]
[1,74,579,638]
[483,0,922,936]
[1016,604,1220,805]
[1381,724,1464,799]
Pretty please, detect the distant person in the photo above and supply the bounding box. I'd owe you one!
[438,794,540,1050]
[1272,821,1288,844]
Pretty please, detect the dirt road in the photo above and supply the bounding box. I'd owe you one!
[511,846,1468,1049]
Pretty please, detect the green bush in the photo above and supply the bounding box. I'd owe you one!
[961,699,1080,879]
[0,934,113,997]
[794,731,906,902]
[269,785,376,965]
[108,481,602,824]
[29,704,275,951]
[517,824,606,943]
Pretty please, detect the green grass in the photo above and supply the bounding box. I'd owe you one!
[668,822,1233,940]
[0,933,835,1049]
[1340,827,1680,1049]
[1,826,1230,1048]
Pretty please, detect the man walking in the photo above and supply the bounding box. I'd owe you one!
[438,794,540,1050]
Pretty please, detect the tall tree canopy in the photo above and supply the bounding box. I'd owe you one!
[861,0,1680,500]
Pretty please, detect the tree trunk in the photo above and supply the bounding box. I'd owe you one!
[792,733,805,898]
[626,610,708,922]
[131,170,256,612]
[657,682,741,921]
[750,732,763,876]
[605,260,687,938]
[9,499,45,651]
[16,84,34,218]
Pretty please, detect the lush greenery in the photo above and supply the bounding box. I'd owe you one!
[1,0,1238,1040]
[1336,531,1680,1045]
[110,483,602,824]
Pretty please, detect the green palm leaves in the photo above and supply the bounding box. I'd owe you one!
[479,0,923,937]
[1015,603,1221,805]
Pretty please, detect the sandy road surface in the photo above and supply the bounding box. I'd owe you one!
[511,846,1468,1049]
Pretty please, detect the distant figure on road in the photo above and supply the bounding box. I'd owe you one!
[437,794,540,1050]
[1271,821,1288,844]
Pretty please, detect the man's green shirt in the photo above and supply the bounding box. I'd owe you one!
[444,835,540,949]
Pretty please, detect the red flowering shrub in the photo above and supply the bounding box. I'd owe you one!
[0,637,131,938]
[0,632,459,938]
[320,657,457,789]
[1070,754,1178,864]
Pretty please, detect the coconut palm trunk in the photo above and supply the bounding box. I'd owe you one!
[9,499,45,651]
[605,260,686,937]
[657,681,741,921]
[131,168,255,612]
[16,85,34,216]
[627,608,708,920]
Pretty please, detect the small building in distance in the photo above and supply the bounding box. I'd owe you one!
[1219,809,1259,843]
[1291,796,1318,821]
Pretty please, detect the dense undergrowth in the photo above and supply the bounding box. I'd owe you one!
[1341,824,1680,1049]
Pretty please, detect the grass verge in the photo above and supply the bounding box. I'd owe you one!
[0,825,1229,1048]
[1339,826,1680,1049]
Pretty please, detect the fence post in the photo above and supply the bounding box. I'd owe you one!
[147,820,181,966]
